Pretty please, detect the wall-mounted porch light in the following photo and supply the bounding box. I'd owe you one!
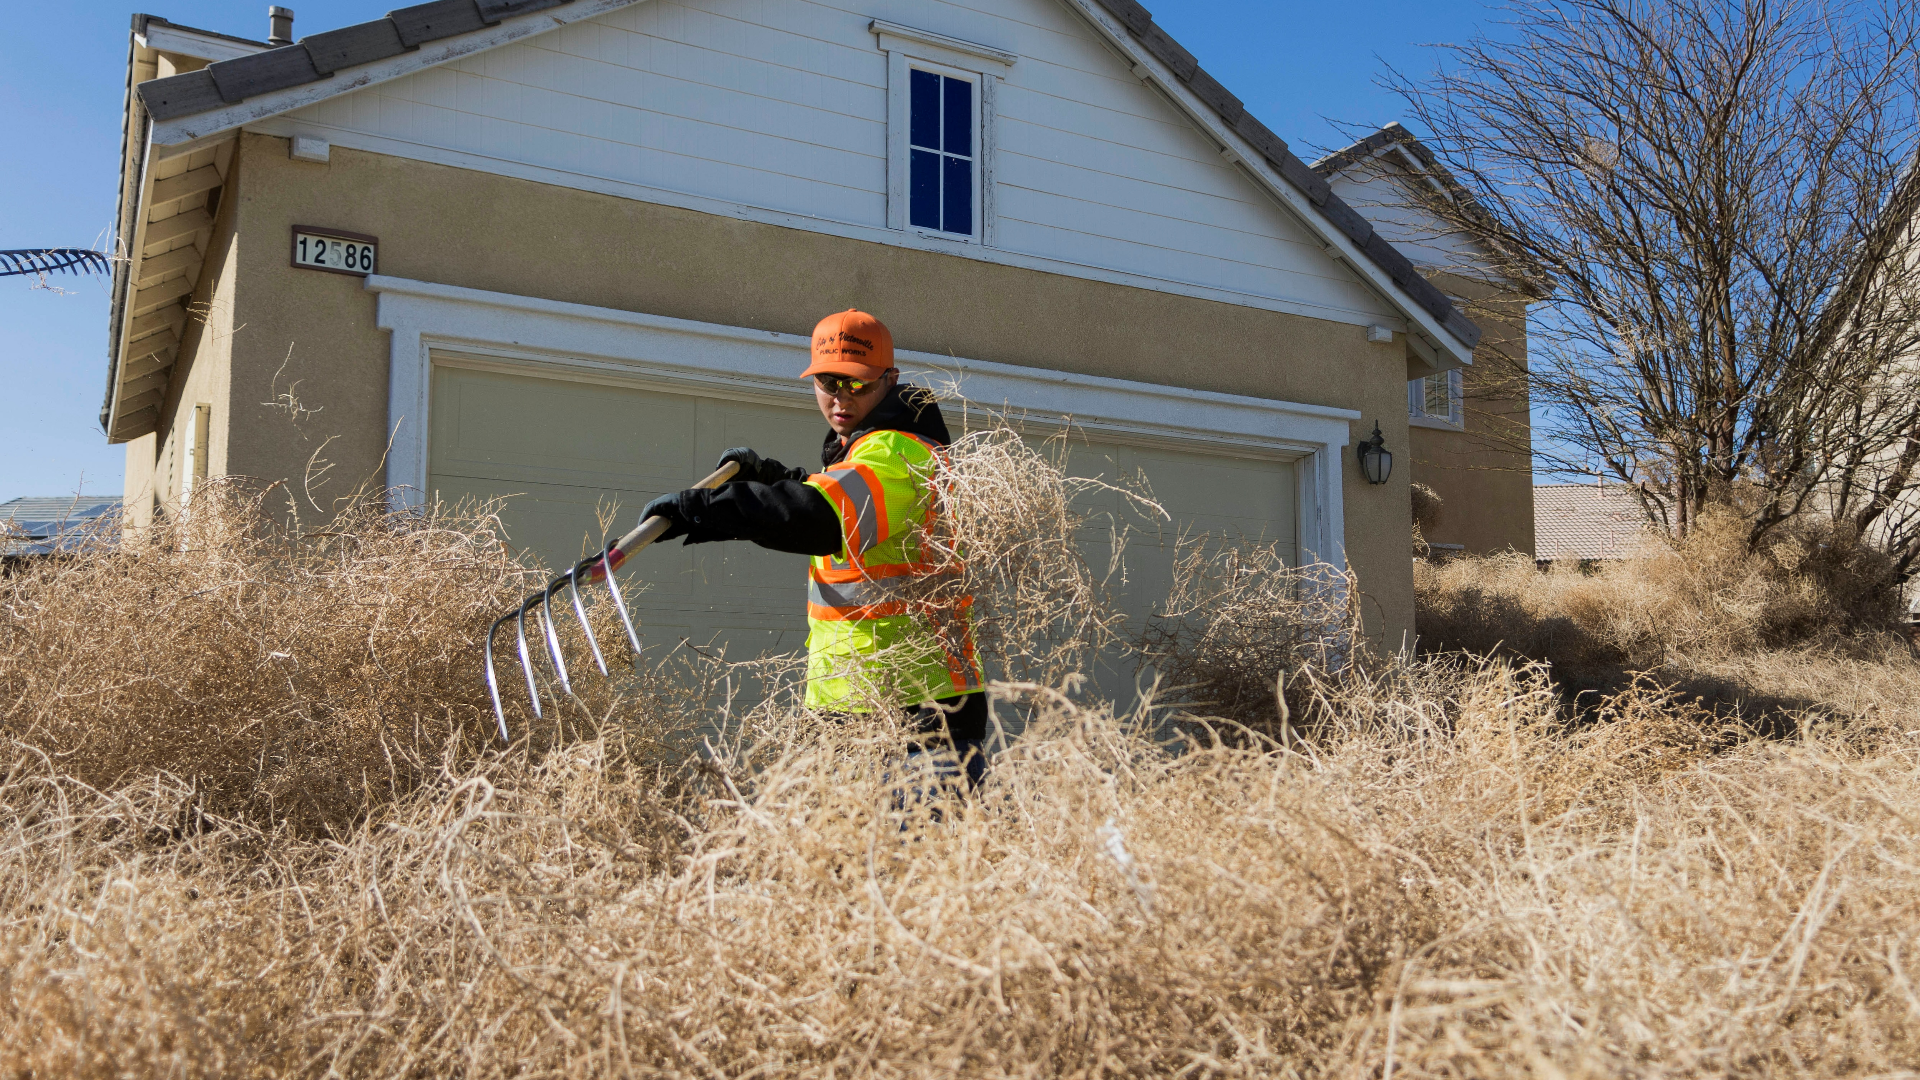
[1356,422,1393,485]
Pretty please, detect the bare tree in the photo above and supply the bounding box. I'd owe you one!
[1380,0,1920,580]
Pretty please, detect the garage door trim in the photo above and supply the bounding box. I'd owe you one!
[371,275,1359,572]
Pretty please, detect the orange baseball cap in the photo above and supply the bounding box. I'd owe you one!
[802,309,894,380]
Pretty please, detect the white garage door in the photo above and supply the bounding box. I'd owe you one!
[428,363,1298,671]
[429,362,827,661]
[1056,433,1298,612]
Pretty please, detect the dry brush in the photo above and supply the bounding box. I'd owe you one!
[3,436,1919,1076]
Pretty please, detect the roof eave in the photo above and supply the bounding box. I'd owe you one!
[140,0,642,150]
[101,21,152,441]
[130,0,1482,362]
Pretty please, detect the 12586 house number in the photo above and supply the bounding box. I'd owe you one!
[291,227,378,276]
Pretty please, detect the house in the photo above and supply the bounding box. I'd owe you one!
[1532,483,1647,566]
[103,0,1499,659]
[0,496,123,561]
[1314,122,1537,557]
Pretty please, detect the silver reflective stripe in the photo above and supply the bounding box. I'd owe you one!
[809,576,914,609]
[825,467,882,553]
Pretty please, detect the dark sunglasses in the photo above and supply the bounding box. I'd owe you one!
[814,373,887,397]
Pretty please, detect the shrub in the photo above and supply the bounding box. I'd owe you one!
[1416,504,1905,687]
[0,480,542,834]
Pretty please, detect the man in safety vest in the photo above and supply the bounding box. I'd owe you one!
[638,309,987,783]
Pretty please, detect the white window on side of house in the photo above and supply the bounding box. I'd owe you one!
[907,65,979,238]
[873,22,1013,245]
[1409,368,1463,427]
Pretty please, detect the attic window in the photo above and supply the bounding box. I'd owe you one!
[908,68,975,236]
[872,20,1014,245]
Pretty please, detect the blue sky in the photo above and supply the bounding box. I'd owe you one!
[0,0,1493,504]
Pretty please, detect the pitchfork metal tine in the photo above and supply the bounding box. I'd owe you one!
[515,597,544,720]
[600,537,644,659]
[481,459,739,739]
[538,585,572,697]
[483,611,516,742]
[567,562,609,677]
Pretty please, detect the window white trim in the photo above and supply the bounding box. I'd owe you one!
[1408,368,1463,428]
[869,20,1018,68]
[365,274,1357,574]
[874,21,1010,245]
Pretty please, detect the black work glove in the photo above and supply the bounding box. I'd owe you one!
[639,491,690,543]
[716,447,808,486]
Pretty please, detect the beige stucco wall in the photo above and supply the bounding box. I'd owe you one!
[1408,279,1534,557]
[202,132,1419,646]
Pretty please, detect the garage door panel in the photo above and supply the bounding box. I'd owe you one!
[426,472,658,569]
[707,405,827,478]
[429,365,825,666]
[431,366,698,491]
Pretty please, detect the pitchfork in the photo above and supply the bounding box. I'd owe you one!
[483,460,739,741]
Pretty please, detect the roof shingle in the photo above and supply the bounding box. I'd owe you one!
[1532,484,1649,562]
[0,496,122,557]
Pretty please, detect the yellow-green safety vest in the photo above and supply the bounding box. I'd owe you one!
[802,429,983,710]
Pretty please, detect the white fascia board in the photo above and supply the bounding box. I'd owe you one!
[1061,0,1473,368]
[138,25,267,64]
[365,273,1357,570]
[149,0,648,148]
[246,115,1406,332]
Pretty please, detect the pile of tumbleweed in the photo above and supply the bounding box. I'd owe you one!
[3,429,1918,1077]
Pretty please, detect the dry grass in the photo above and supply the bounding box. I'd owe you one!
[5,442,1920,1076]
[1415,505,1912,704]
[0,481,551,834]
[1137,538,1357,735]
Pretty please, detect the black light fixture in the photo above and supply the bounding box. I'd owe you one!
[1356,422,1393,485]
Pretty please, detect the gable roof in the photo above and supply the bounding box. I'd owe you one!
[1314,121,1551,297]
[137,1,587,124]
[130,0,1480,356]
[1533,483,1648,562]
[112,0,1484,442]
[1073,3,1478,351]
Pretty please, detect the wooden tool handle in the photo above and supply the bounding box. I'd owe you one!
[604,459,742,565]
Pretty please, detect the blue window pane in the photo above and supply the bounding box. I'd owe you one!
[909,69,940,150]
[943,75,972,157]
[910,148,941,229]
[942,154,972,235]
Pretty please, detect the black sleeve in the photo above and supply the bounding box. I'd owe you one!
[675,479,842,556]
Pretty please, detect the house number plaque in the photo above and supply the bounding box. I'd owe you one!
[291,226,377,276]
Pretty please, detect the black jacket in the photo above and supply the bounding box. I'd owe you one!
[672,384,952,556]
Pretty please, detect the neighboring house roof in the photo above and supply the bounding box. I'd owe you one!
[111,0,1481,438]
[1312,122,1431,181]
[0,496,122,557]
[1313,122,1551,297]
[133,14,269,58]
[1532,483,1647,562]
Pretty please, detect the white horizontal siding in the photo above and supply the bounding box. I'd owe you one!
[1327,169,1490,275]
[284,0,1391,320]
